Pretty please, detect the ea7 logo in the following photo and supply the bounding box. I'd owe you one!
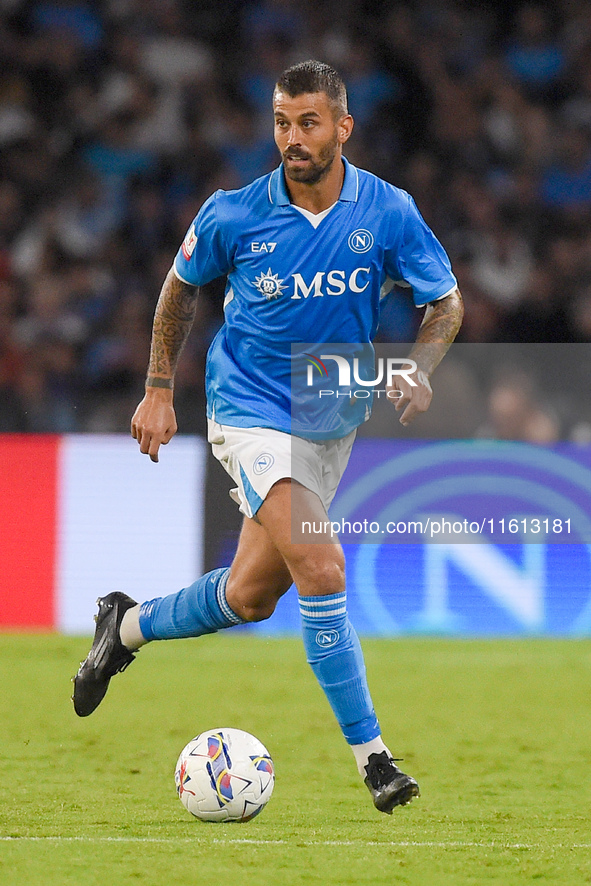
[251,242,277,253]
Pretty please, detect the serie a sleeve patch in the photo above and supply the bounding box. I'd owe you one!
[181,224,198,260]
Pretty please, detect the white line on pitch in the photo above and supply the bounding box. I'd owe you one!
[1,837,590,849]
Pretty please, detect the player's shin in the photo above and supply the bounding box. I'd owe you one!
[299,594,383,756]
[137,567,245,641]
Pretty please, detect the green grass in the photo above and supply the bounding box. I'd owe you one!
[1,634,591,885]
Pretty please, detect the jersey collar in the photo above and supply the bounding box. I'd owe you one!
[268,156,359,206]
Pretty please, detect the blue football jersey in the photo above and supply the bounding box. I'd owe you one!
[174,157,456,437]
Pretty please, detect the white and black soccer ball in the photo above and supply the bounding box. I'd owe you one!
[175,727,275,822]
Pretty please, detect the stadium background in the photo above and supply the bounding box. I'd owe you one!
[2,0,591,636]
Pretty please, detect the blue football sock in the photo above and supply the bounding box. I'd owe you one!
[138,567,244,641]
[299,593,380,745]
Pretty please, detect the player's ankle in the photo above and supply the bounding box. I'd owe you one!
[351,736,391,777]
[119,604,148,650]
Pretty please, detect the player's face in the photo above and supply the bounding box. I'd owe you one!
[273,90,353,184]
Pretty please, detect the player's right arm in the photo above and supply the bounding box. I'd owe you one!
[132,191,231,461]
[131,268,199,463]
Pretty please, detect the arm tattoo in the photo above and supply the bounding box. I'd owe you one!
[409,287,464,377]
[147,269,199,386]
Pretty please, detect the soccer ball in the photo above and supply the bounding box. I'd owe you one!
[175,727,275,822]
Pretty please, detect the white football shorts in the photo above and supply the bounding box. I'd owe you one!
[207,419,356,519]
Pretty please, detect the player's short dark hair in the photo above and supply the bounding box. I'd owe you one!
[275,60,348,118]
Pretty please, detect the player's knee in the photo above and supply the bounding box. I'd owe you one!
[234,596,277,623]
[293,556,345,597]
[226,581,284,623]
[313,560,346,596]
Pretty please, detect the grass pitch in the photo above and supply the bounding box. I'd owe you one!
[0,633,590,885]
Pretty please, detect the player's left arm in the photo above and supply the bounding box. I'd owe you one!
[390,286,464,426]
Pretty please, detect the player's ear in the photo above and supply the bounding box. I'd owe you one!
[337,114,354,145]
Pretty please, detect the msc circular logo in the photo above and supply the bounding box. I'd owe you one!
[253,453,275,475]
[316,629,340,648]
[253,268,286,300]
[348,229,374,254]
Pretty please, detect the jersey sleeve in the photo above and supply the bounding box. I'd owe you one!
[173,191,232,286]
[389,196,457,307]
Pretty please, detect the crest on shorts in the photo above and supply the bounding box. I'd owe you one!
[253,268,286,300]
[253,453,274,474]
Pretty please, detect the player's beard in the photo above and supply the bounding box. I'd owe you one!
[283,131,340,184]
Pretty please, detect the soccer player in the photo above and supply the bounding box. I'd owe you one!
[73,61,463,814]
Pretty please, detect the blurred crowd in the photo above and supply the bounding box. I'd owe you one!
[1,0,591,434]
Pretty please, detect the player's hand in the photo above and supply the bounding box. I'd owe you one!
[388,369,433,426]
[131,389,178,462]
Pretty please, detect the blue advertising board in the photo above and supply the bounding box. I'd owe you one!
[247,440,591,636]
